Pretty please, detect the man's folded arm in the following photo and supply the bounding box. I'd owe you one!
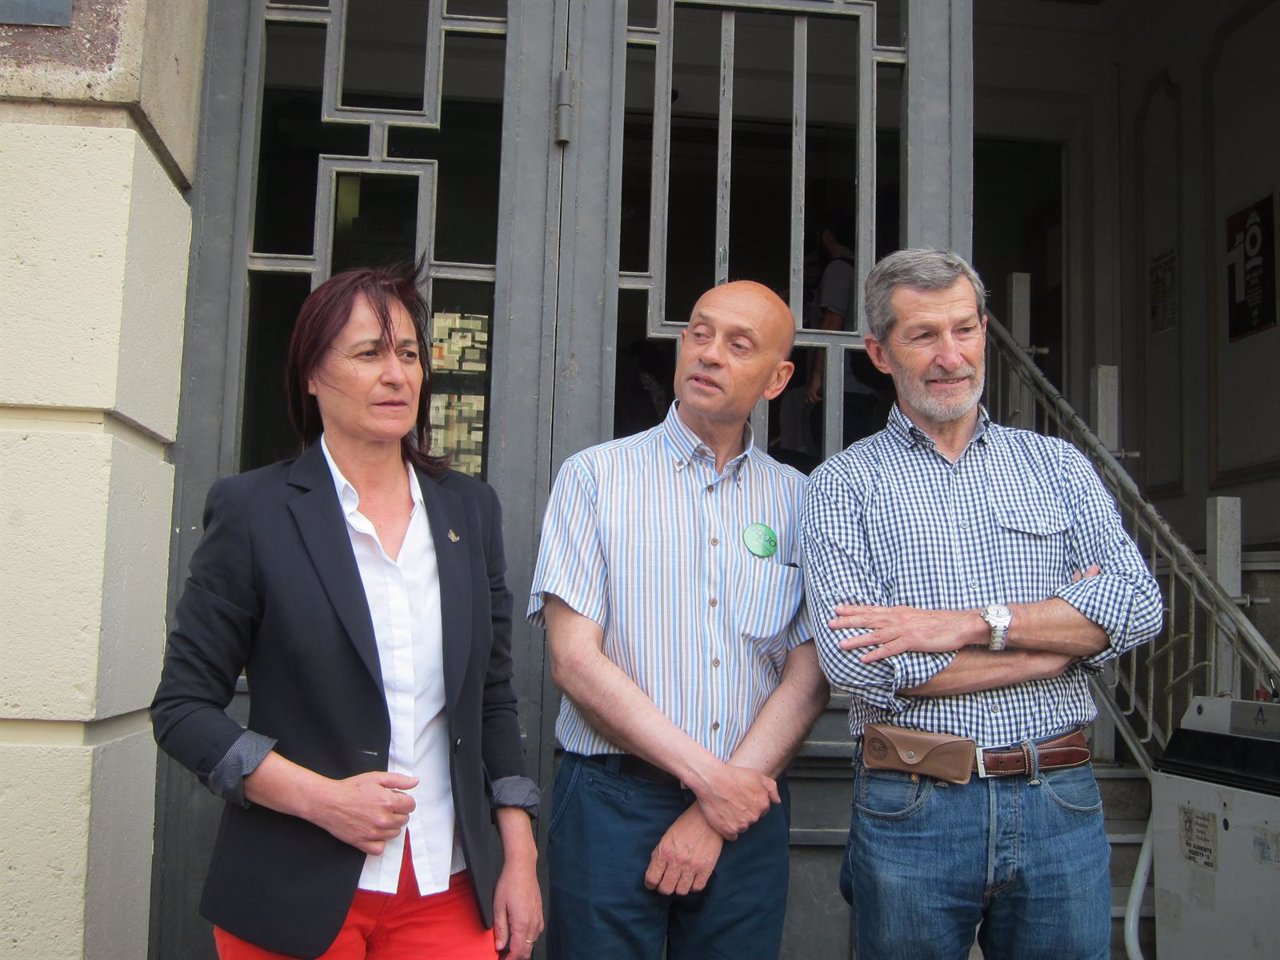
[542,594,778,840]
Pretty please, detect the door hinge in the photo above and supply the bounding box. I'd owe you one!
[555,70,574,145]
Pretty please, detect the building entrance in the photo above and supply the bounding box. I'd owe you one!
[152,3,973,957]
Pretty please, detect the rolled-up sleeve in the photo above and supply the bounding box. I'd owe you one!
[489,775,541,816]
[207,730,277,807]
[151,477,265,793]
[1053,446,1164,667]
[800,463,953,711]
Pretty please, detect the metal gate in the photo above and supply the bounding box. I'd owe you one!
[153,2,971,957]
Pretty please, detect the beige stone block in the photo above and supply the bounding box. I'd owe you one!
[0,428,173,721]
[0,124,131,411]
[0,0,207,182]
[117,128,191,441]
[99,432,175,718]
[0,728,155,960]
[0,123,188,439]
[0,430,110,721]
[84,728,157,960]
[138,0,208,183]
[0,742,92,960]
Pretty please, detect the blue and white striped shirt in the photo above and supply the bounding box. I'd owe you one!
[801,405,1163,745]
[529,404,810,760]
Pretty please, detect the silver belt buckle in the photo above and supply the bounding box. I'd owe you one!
[975,745,993,778]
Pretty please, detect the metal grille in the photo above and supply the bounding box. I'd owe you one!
[985,316,1280,771]
[234,0,509,476]
[616,0,906,454]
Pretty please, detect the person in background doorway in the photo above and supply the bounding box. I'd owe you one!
[804,211,893,447]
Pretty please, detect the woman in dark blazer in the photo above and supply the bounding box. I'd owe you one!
[152,263,542,959]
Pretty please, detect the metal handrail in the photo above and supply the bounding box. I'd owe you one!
[984,315,1280,769]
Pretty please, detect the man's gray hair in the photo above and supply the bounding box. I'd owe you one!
[863,249,987,341]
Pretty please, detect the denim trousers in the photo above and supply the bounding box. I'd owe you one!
[842,748,1111,960]
[546,753,791,960]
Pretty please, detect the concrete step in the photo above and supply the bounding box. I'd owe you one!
[1096,762,1153,820]
[1101,764,1154,959]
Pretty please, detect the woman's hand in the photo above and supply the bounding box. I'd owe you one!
[244,753,418,855]
[307,771,418,855]
[492,808,543,958]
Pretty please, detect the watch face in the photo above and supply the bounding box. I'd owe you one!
[984,604,1012,627]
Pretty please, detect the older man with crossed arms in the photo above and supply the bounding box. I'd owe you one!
[802,248,1162,959]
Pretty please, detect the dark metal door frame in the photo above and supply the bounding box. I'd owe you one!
[152,2,972,956]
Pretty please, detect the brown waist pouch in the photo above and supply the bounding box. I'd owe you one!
[862,723,976,785]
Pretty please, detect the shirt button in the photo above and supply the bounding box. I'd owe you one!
[709,598,718,608]
[959,520,969,529]
[970,580,978,589]
[710,537,719,546]
[712,721,721,732]
[712,658,721,668]
[706,484,714,493]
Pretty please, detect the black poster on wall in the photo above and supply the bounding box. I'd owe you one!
[1224,194,1277,341]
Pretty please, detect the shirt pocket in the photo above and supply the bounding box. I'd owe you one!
[995,495,1069,536]
[993,495,1071,595]
[736,561,804,643]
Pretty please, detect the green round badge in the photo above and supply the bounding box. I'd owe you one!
[743,522,778,559]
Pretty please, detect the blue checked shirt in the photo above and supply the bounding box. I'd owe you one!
[529,404,810,760]
[801,405,1163,745]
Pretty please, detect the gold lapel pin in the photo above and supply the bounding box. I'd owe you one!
[448,529,460,543]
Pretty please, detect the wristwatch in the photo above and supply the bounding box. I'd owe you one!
[981,604,1012,651]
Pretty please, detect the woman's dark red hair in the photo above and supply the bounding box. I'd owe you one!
[285,259,449,476]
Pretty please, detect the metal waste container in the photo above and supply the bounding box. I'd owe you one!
[1151,696,1280,959]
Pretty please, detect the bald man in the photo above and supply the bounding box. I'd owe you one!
[529,282,829,959]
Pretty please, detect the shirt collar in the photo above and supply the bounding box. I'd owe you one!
[885,403,992,452]
[319,433,423,517]
[660,402,754,481]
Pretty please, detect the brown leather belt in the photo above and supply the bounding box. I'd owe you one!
[975,730,1091,778]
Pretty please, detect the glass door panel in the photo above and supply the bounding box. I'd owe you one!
[240,1,509,477]
[609,0,905,460]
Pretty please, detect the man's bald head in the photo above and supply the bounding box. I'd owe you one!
[691,280,795,361]
[674,280,798,444]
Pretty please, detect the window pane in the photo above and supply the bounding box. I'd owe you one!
[620,44,656,274]
[665,5,720,321]
[241,272,313,470]
[446,0,505,17]
[255,22,369,255]
[341,0,430,110]
[875,62,902,259]
[331,172,420,273]
[613,288,675,438]
[876,0,902,47]
[628,0,657,29]
[429,280,494,477]
[804,13,860,275]
[770,344,823,474]
[728,10,793,291]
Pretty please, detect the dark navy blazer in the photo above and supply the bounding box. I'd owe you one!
[152,442,522,958]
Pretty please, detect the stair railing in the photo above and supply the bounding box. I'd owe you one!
[984,314,1280,770]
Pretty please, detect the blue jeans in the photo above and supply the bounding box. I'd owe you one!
[547,753,791,960]
[843,748,1111,960]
